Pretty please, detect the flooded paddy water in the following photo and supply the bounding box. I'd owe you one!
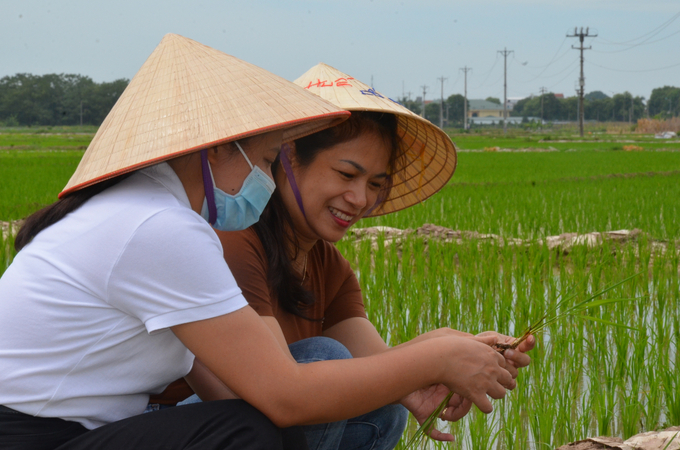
[338,229,679,449]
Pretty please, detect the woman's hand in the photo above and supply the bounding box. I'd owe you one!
[472,331,534,379]
[400,386,472,442]
[437,335,514,414]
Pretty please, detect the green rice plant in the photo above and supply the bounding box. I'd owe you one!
[0,225,17,276]
[662,345,680,426]
[0,150,83,220]
[405,272,643,449]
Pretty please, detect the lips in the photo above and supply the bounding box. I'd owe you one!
[328,206,354,226]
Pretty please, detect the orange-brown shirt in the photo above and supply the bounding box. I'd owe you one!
[219,227,366,343]
[150,227,365,404]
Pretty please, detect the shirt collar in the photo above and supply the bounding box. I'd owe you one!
[139,162,192,209]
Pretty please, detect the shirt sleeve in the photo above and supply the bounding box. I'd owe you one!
[320,241,367,331]
[216,228,276,317]
[107,208,248,334]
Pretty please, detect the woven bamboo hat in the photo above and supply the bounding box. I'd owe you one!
[60,34,349,197]
[293,63,457,216]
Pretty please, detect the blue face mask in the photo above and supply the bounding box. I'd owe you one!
[200,141,276,231]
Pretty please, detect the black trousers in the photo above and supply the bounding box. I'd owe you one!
[0,400,308,450]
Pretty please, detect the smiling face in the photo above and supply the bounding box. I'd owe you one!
[278,130,391,245]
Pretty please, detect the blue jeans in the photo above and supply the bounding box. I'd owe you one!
[178,337,408,450]
[289,337,408,450]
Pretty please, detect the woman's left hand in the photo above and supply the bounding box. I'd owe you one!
[400,385,472,442]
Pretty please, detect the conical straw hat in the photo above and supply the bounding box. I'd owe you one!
[60,34,349,197]
[293,63,457,216]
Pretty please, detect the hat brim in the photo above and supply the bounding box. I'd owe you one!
[293,63,457,216]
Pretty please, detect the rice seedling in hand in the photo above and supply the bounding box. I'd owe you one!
[405,272,643,450]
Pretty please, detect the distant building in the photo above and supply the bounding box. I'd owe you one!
[506,97,524,110]
[554,93,564,99]
[468,116,544,125]
[468,99,504,118]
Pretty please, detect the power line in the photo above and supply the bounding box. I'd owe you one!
[593,28,680,53]
[473,53,500,89]
[509,59,578,85]
[596,10,680,46]
[586,58,680,73]
[517,37,569,70]
[548,65,579,90]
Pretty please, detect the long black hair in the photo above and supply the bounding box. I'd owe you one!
[252,111,400,318]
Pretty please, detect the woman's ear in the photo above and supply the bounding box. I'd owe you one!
[285,141,300,169]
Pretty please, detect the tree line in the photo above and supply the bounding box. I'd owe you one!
[0,73,128,126]
[0,73,677,128]
[513,86,679,122]
[400,86,680,127]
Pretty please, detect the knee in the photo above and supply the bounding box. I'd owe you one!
[289,336,352,363]
[214,401,285,450]
[381,404,409,439]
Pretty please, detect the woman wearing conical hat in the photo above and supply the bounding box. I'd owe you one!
[156,63,535,449]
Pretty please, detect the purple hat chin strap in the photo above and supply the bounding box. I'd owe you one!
[200,149,217,224]
[363,175,392,217]
[281,143,390,219]
[280,144,307,218]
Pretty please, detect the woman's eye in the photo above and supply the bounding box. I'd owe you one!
[338,171,353,179]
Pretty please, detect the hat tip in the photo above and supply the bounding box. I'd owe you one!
[161,33,184,41]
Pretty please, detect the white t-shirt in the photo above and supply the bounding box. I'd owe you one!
[0,162,247,429]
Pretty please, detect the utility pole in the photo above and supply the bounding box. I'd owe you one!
[437,76,447,128]
[498,48,513,135]
[371,75,374,89]
[420,85,428,119]
[460,67,472,130]
[567,27,596,137]
[539,86,547,123]
[629,95,633,124]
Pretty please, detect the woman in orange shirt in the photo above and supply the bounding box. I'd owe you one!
[173,64,535,450]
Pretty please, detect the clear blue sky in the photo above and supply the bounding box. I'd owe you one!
[2,0,678,102]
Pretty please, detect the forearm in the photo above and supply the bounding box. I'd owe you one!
[278,338,449,425]
[184,358,239,401]
[173,308,445,427]
[173,307,511,428]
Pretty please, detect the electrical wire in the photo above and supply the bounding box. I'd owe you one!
[472,53,500,89]
[548,65,579,90]
[510,59,578,85]
[517,36,568,69]
[586,58,680,73]
[596,10,680,46]
[593,27,680,53]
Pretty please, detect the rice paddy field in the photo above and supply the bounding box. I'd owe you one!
[1,126,679,449]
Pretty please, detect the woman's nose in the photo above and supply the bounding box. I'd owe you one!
[344,185,369,209]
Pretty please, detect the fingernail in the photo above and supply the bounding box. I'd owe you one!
[505,349,514,358]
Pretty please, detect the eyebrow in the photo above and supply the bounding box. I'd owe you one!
[340,160,388,178]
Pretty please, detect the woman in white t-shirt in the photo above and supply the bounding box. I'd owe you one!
[0,35,531,450]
